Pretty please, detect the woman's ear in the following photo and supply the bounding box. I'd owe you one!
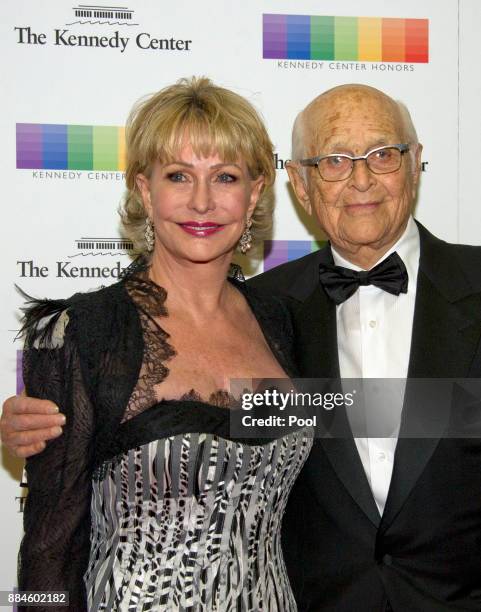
[247,174,266,218]
[136,173,152,218]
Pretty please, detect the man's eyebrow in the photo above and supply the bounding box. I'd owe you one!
[322,138,392,153]
[365,139,391,149]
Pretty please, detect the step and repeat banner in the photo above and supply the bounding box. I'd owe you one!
[1,0,480,598]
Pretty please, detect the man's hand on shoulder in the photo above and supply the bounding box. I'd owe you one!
[0,394,66,458]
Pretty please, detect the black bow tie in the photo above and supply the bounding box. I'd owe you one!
[319,251,408,305]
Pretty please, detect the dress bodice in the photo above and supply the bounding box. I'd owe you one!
[86,418,311,611]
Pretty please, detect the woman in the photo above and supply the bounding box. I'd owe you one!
[18,77,312,611]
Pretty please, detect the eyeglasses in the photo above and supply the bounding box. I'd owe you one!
[299,144,410,182]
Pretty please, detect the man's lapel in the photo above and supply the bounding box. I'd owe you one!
[293,285,339,379]
[315,438,382,527]
[286,244,339,379]
[381,223,481,530]
[290,244,381,527]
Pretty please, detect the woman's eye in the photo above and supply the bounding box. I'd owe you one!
[217,172,236,183]
[167,172,186,182]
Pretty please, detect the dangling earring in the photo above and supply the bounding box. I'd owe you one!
[239,217,253,254]
[144,218,155,252]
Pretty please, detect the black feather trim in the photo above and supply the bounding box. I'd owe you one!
[15,285,71,348]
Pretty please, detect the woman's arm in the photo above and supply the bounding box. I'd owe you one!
[18,309,94,612]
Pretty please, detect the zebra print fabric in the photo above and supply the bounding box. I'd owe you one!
[84,431,311,611]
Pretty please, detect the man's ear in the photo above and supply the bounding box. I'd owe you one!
[136,173,152,218]
[411,143,423,195]
[286,162,312,215]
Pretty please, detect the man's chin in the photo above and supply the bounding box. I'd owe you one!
[340,219,388,246]
[337,227,394,258]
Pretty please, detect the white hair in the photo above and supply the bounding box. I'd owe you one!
[395,100,419,166]
[292,110,307,164]
[291,110,308,180]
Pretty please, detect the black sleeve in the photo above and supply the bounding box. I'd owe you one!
[18,308,94,612]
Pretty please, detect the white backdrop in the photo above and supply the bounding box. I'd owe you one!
[1,0,480,599]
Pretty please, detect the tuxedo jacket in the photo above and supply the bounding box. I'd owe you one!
[248,222,481,611]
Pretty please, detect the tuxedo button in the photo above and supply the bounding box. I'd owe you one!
[382,554,393,566]
[369,319,377,328]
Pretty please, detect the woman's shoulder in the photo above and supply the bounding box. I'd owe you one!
[18,279,129,350]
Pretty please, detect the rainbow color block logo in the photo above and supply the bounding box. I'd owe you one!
[263,240,325,272]
[16,350,24,395]
[16,123,126,170]
[263,15,429,63]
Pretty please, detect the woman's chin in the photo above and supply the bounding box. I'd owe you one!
[155,244,237,266]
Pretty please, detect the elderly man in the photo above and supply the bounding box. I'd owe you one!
[249,84,481,611]
[3,85,481,611]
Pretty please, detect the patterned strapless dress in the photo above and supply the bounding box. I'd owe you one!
[84,401,312,611]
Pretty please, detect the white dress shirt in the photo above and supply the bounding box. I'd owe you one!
[332,216,420,514]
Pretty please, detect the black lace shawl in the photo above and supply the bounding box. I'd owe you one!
[17,265,297,612]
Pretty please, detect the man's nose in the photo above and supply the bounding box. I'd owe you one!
[189,179,216,213]
[348,159,375,191]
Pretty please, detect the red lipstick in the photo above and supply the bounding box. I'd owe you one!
[178,221,225,237]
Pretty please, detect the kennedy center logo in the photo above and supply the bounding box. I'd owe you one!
[68,5,138,26]
[263,14,429,64]
[14,4,192,53]
[263,240,325,272]
[16,123,125,171]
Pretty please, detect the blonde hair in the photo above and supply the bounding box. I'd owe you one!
[120,76,275,255]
